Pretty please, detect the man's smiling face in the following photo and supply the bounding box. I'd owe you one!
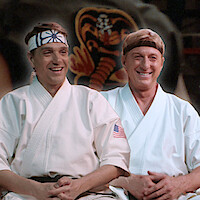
[29,42,69,90]
[122,46,164,92]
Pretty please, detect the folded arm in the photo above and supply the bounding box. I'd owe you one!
[0,170,58,200]
[49,165,126,199]
[109,173,156,200]
[143,167,200,200]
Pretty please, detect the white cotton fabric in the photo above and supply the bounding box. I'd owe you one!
[101,84,200,199]
[28,30,68,51]
[0,78,130,199]
[101,84,200,175]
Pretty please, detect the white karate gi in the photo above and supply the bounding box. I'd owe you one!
[101,84,200,200]
[0,78,130,200]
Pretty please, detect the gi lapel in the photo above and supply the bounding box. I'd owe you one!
[21,79,71,175]
[127,85,166,140]
[125,85,166,173]
[115,84,143,139]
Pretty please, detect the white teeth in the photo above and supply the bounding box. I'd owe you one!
[138,72,152,76]
[140,73,148,75]
[50,67,63,71]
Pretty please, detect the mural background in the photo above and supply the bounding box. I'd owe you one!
[0,0,199,113]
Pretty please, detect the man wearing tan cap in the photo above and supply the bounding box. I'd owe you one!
[0,22,130,200]
[102,29,200,199]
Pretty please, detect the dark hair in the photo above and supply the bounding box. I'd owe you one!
[25,22,68,45]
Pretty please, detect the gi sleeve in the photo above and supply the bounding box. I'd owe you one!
[184,103,200,172]
[0,94,20,171]
[89,91,130,174]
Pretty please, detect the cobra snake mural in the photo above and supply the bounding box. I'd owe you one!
[69,7,138,91]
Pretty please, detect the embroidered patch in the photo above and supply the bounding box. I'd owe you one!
[113,124,126,138]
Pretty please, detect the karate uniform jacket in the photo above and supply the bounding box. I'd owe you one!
[0,78,130,179]
[101,84,200,177]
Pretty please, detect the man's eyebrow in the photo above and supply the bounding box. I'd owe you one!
[40,47,53,50]
[40,46,68,51]
[59,46,69,50]
[149,53,159,56]
[131,51,159,55]
[130,52,142,55]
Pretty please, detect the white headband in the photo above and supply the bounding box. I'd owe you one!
[28,29,68,51]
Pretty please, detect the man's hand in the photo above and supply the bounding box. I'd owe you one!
[143,171,185,200]
[49,165,124,200]
[110,174,156,200]
[49,176,82,200]
[31,182,59,200]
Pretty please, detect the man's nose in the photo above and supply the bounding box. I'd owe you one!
[141,57,150,70]
[52,52,61,64]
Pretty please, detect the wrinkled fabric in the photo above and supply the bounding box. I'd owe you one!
[102,84,200,199]
[0,78,130,199]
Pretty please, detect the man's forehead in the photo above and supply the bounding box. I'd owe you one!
[129,46,162,55]
[38,42,68,50]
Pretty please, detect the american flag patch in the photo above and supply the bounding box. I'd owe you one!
[113,124,126,138]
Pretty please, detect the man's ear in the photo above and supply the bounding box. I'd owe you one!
[121,55,127,71]
[27,52,35,68]
[162,56,165,66]
[161,56,165,69]
[121,55,125,65]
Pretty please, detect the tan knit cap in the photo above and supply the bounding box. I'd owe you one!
[123,29,165,56]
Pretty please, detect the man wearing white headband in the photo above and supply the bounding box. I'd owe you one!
[0,22,130,200]
[27,29,68,51]
[102,29,200,200]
